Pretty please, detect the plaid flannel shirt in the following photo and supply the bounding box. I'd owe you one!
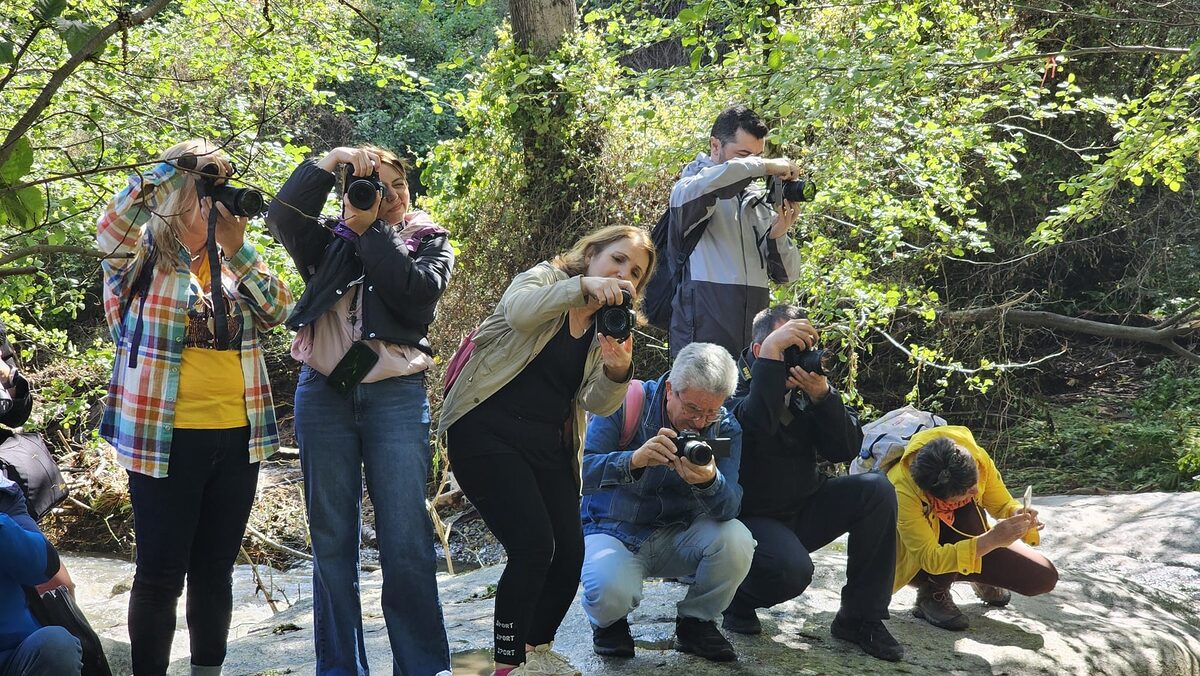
[97,162,294,477]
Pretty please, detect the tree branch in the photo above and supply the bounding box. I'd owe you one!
[0,267,39,278]
[871,326,1067,373]
[0,0,176,168]
[0,25,46,95]
[0,245,133,268]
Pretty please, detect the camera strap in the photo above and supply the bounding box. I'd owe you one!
[205,200,229,351]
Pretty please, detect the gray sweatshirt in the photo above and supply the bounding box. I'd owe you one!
[667,153,802,357]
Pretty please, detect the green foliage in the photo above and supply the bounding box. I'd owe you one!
[1001,361,1200,493]
[334,0,504,158]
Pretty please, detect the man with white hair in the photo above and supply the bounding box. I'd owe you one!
[579,342,753,662]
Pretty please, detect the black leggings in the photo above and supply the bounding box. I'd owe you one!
[126,427,259,675]
[448,415,584,666]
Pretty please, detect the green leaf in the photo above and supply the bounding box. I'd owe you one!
[974,46,994,61]
[0,186,45,229]
[689,46,703,69]
[677,8,697,23]
[33,0,66,21]
[767,49,782,70]
[0,137,33,183]
[55,18,98,57]
[0,41,14,65]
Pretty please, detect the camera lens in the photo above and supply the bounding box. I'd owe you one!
[347,178,379,210]
[783,179,817,203]
[680,438,713,465]
[596,289,633,340]
[211,184,264,217]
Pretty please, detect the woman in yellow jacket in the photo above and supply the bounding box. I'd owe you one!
[887,426,1057,630]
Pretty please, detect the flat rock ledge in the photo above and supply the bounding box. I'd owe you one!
[84,493,1200,675]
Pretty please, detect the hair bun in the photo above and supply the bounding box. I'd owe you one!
[937,468,952,485]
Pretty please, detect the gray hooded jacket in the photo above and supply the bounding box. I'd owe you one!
[667,153,802,357]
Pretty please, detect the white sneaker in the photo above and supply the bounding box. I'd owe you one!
[521,643,582,676]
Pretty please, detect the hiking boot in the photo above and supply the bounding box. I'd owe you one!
[674,616,737,662]
[721,608,762,635]
[522,643,581,676]
[591,617,635,658]
[972,582,1012,607]
[913,579,969,631]
[830,611,904,662]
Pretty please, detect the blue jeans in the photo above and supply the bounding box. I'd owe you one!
[0,626,81,676]
[581,518,755,627]
[296,366,450,676]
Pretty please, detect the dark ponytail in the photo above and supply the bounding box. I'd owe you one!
[910,436,978,500]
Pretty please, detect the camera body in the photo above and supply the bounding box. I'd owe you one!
[595,289,635,341]
[344,168,385,211]
[783,345,827,376]
[765,175,817,206]
[673,430,732,465]
[192,162,264,217]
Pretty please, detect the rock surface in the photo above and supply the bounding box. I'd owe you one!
[66,493,1200,675]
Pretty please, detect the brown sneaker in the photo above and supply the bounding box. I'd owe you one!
[913,579,969,631]
[971,582,1012,607]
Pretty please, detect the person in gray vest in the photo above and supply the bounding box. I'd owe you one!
[667,104,804,358]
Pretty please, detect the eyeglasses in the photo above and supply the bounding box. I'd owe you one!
[676,393,723,424]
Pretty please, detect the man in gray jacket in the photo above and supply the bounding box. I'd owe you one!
[668,104,805,358]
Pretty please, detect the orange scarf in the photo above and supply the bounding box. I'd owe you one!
[927,493,975,526]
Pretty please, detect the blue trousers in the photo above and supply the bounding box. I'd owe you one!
[296,366,450,676]
[0,626,81,676]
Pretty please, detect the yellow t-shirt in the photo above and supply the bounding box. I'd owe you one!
[173,253,248,429]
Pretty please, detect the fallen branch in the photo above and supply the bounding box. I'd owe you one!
[942,306,1200,362]
[872,326,1068,374]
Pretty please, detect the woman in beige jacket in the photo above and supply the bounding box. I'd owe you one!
[440,225,655,676]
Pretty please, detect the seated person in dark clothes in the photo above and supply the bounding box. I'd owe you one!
[723,305,903,662]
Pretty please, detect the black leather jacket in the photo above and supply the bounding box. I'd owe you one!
[266,161,453,355]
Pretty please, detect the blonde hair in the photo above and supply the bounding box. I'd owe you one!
[553,225,657,296]
[144,139,232,271]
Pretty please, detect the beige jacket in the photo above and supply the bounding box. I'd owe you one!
[438,262,630,487]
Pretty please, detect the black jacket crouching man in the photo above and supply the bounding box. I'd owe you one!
[722,306,904,662]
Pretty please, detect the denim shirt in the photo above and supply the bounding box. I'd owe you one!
[581,374,744,550]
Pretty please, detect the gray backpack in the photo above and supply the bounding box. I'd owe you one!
[850,406,946,475]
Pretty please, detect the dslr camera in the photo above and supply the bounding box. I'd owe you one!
[783,344,827,376]
[595,289,635,341]
[766,175,817,206]
[673,430,732,465]
[342,166,385,211]
[185,158,265,217]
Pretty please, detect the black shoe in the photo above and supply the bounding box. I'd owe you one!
[674,616,737,662]
[721,609,762,635]
[592,617,635,658]
[830,612,904,662]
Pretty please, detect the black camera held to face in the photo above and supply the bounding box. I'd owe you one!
[184,157,265,217]
[766,175,817,206]
[595,289,636,341]
[342,166,385,211]
[673,430,732,465]
[783,344,827,377]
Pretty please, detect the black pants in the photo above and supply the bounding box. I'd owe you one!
[126,427,259,675]
[728,472,897,621]
[448,411,584,666]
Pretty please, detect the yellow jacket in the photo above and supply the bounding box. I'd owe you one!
[886,426,1038,593]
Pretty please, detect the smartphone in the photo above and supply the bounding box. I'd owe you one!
[327,341,379,397]
[1023,485,1032,513]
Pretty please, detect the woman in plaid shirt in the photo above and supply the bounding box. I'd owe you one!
[97,139,293,676]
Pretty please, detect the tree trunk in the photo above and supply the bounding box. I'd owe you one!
[510,0,577,56]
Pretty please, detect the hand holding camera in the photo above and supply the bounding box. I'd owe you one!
[317,147,384,234]
[630,427,679,469]
[199,199,247,256]
[761,319,830,403]
[582,277,635,309]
